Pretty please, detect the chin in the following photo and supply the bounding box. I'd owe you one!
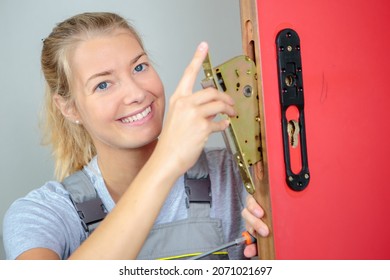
[129,131,161,150]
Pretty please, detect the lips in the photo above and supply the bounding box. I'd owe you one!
[120,106,152,123]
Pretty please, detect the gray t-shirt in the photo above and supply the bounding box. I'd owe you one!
[3,148,248,259]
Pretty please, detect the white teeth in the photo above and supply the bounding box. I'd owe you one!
[121,106,151,123]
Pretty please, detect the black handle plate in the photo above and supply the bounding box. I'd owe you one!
[276,28,310,191]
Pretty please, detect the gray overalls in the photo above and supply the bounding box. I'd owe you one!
[62,151,229,260]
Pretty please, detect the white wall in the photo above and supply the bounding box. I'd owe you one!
[0,0,242,259]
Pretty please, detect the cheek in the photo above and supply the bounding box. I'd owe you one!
[77,96,119,124]
[148,70,165,98]
[156,80,165,99]
[156,88,166,119]
[155,80,166,113]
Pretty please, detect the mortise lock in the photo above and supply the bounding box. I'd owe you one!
[276,28,310,191]
[201,54,262,194]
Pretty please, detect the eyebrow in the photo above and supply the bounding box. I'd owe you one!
[85,52,147,87]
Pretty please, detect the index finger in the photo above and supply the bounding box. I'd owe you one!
[176,41,209,95]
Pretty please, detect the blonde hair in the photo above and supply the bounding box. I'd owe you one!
[41,12,144,180]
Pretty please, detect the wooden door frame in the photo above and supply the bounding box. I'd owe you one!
[240,0,275,260]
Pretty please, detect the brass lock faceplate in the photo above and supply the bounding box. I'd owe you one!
[201,54,261,194]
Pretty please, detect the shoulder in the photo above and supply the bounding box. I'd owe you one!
[3,181,84,259]
[5,181,75,214]
[5,181,73,214]
[203,147,238,174]
[204,147,232,164]
[204,146,230,158]
[203,147,244,201]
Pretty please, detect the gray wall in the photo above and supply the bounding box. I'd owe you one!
[0,0,242,259]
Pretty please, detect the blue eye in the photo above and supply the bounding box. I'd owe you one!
[96,81,109,91]
[134,63,148,73]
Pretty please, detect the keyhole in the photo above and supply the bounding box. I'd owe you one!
[285,74,295,87]
[287,120,300,148]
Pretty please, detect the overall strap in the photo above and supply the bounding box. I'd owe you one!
[185,150,212,217]
[137,151,226,260]
[62,170,107,233]
[62,150,210,233]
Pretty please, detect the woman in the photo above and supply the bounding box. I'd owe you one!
[3,12,268,260]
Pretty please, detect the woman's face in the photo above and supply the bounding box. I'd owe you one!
[69,29,165,153]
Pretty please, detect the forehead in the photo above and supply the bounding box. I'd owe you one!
[69,29,144,81]
[72,28,143,61]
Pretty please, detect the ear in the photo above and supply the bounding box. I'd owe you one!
[53,94,81,123]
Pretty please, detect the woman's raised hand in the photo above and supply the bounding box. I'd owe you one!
[157,42,236,175]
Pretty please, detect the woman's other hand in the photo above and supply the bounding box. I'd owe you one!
[241,195,270,258]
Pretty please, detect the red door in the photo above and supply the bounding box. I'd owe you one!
[242,0,390,259]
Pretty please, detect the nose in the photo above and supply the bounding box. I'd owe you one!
[121,78,146,105]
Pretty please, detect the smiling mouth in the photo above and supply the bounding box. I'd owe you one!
[120,106,152,123]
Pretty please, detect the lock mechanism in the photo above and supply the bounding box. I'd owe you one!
[201,54,261,194]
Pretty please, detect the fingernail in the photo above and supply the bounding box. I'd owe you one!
[198,41,207,52]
